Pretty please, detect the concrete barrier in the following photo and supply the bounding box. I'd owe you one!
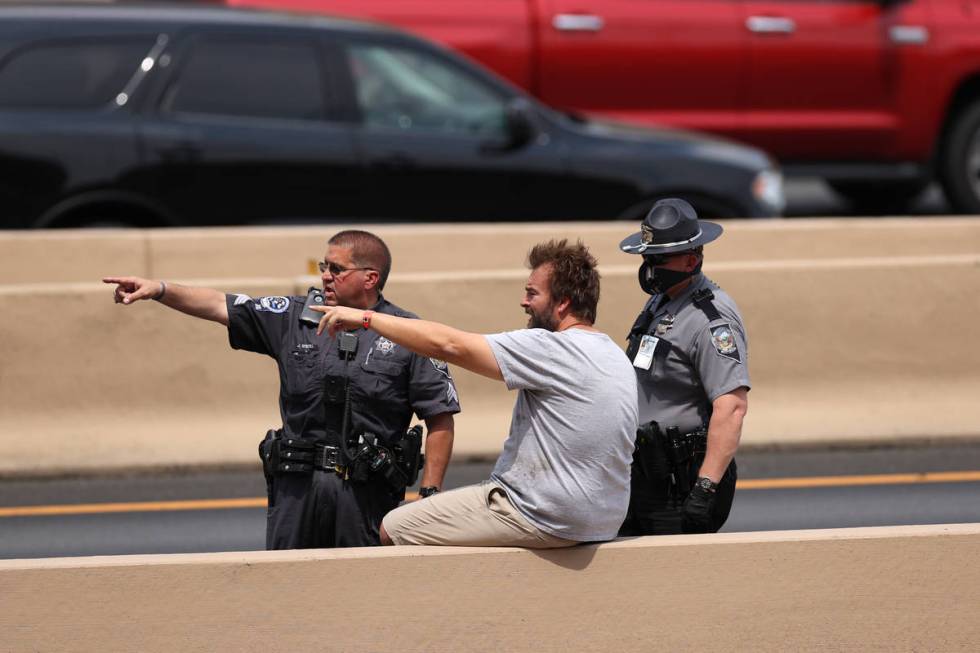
[1,524,978,652]
[3,217,980,283]
[1,220,979,475]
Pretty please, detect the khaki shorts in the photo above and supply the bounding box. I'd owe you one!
[382,481,577,549]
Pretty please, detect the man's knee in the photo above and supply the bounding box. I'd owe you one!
[379,522,393,546]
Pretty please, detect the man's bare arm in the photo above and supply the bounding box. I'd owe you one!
[313,306,502,381]
[698,387,748,482]
[104,276,229,326]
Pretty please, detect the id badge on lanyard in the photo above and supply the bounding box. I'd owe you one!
[632,334,658,370]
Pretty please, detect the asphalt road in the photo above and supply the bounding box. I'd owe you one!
[1,443,978,559]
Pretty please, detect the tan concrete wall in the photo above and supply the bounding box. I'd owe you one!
[4,217,980,283]
[1,524,978,652]
[1,220,979,475]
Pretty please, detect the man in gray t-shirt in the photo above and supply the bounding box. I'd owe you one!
[487,328,637,541]
[314,239,639,547]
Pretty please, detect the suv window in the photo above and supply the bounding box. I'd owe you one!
[163,38,326,121]
[0,39,153,109]
[348,44,507,138]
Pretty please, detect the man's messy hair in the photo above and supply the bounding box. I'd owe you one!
[527,239,601,324]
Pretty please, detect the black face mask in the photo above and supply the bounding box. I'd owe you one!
[638,257,703,295]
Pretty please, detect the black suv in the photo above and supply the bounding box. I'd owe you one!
[0,4,784,228]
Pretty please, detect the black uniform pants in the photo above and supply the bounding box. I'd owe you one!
[264,471,400,550]
[619,455,737,536]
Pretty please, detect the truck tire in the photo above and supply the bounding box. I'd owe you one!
[828,181,926,215]
[940,101,980,214]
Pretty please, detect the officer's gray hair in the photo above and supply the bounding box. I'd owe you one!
[328,230,392,291]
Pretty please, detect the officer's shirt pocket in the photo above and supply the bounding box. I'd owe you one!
[285,345,321,395]
[359,357,406,399]
[646,338,673,383]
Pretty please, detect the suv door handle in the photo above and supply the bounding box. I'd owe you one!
[157,141,202,163]
[552,14,605,32]
[746,16,796,34]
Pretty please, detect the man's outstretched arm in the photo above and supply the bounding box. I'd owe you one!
[103,276,229,326]
[313,305,502,381]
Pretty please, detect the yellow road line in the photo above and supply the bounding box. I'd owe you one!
[0,497,267,518]
[736,470,980,490]
[0,493,421,518]
[1,473,978,518]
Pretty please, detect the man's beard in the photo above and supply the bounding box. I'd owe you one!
[526,303,559,331]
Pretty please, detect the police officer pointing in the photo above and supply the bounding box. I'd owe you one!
[618,199,750,535]
[104,230,459,549]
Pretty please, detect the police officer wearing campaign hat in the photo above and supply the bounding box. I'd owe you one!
[105,230,459,549]
[618,198,750,535]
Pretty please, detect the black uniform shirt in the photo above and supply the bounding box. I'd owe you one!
[226,292,460,444]
[629,274,750,433]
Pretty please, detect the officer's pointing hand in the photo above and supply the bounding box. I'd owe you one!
[103,276,162,305]
[310,305,362,337]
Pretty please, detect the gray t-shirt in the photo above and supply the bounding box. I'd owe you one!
[486,328,638,541]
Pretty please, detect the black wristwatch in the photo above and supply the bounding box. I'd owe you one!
[418,486,440,498]
[694,477,718,493]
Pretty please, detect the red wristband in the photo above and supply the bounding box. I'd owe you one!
[362,310,374,329]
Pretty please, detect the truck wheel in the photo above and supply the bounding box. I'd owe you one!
[940,101,980,214]
[828,181,926,215]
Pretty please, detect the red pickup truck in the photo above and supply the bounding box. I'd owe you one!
[229,0,980,214]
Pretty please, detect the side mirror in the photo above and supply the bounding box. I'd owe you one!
[483,99,536,152]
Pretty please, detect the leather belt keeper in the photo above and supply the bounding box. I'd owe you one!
[272,436,315,474]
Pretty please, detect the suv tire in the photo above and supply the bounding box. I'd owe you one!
[940,101,980,214]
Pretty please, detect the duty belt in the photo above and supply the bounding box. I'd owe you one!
[265,437,347,475]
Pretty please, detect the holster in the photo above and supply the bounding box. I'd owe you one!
[633,422,706,504]
[259,430,315,476]
[393,425,425,488]
[343,425,425,497]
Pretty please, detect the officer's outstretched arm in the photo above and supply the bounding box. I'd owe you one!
[314,305,503,381]
[103,276,229,326]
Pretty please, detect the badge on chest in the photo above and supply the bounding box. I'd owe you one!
[654,314,674,336]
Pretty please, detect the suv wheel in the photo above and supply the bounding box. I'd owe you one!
[940,101,980,214]
[828,180,927,215]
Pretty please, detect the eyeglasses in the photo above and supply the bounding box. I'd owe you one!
[318,261,376,276]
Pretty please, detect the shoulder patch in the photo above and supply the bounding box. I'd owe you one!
[256,296,290,314]
[710,324,740,362]
[430,358,450,375]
